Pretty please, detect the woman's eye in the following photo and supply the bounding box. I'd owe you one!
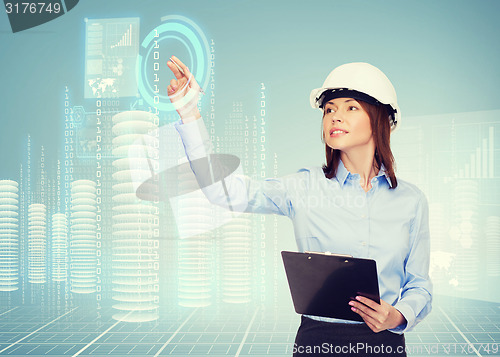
[349,106,358,111]
[325,108,334,114]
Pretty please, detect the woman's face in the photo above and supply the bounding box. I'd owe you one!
[322,97,374,153]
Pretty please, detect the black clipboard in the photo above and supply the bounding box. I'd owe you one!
[281,250,380,321]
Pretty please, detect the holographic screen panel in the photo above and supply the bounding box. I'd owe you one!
[84,18,140,99]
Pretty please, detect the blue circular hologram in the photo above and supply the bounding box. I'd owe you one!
[137,15,210,114]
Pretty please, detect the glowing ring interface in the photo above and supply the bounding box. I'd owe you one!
[137,16,210,114]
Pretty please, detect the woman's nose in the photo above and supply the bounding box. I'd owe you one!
[332,113,343,122]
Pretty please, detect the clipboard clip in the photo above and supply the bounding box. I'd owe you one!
[305,251,353,258]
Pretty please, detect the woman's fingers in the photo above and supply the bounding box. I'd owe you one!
[350,300,376,319]
[170,55,201,91]
[170,56,189,76]
[349,297,405,332]
[169,77,190,97]
[355,309,380,331]
[354,296,379,310]
[167,60,183,80]
[169,78,178,91]
[168,56,191,82]
[167,80,176,96]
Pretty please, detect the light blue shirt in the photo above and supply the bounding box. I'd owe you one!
[175,118,432,334]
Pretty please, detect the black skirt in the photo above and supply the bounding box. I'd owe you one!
[293,316,407,357]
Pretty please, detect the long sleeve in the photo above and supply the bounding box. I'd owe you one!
[390,191,433,333]
[174,118,308,217]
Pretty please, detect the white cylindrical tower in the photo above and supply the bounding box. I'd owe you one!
[0,180,19,291]
[70,180,97,293]
[28,203,46,284]
[52,213,68,282]
[176,175,213,307]
[112,111,159,322]
[221,216,252,303]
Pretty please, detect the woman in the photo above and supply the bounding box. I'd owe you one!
[167,57,432,357]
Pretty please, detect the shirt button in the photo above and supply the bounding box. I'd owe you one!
[362,242,367,246]
[361,214,366,218]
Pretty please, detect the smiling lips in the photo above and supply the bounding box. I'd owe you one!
[330,128,348,137]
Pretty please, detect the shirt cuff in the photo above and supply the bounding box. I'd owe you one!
[388,301,414,334]
[174,117,211,160]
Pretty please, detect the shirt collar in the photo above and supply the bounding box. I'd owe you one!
[335,159,393,188]
[335,159,350,187]
[378,164,393,188]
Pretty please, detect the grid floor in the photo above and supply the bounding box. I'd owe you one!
[0,296,498,356]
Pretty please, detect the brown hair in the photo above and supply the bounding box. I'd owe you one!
[321,101,398,188]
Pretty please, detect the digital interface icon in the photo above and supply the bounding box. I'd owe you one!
[136,15,210,115]
[84,17,140,99]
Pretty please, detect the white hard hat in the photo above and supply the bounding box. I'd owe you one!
[310,62,401,131]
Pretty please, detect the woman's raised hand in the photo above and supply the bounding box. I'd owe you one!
[166,56,202,123]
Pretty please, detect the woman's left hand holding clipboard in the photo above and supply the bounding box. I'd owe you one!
[349,296,406,332]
